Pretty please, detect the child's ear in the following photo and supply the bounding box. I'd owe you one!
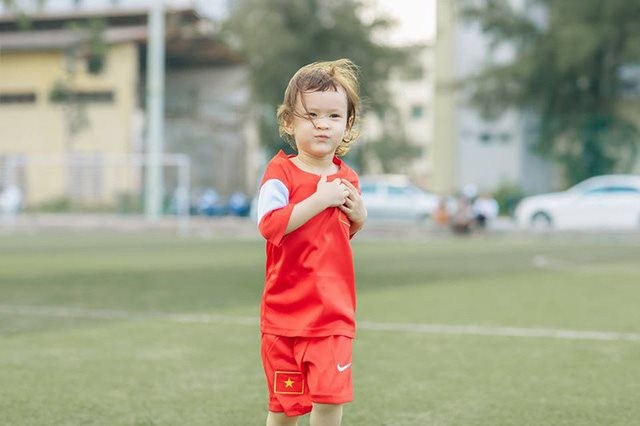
[283,116,294,135]
[344,115,354,133]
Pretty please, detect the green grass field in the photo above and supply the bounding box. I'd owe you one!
[1,232,639,425]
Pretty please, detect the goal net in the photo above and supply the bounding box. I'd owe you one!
[0,152,191,233]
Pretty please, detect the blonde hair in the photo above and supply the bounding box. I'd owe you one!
[276,58,360,156]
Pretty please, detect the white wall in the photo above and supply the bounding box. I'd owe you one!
[453,11,554,195]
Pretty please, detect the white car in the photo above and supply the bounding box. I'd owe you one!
[360,175,440,222]
[515,175,640,230]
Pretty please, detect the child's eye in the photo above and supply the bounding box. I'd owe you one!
[330,114,341,118]
[307,112,317,118]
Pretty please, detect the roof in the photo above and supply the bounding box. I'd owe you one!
[0,7,199,31]
[0,25,147,50]
[0,7,243,66]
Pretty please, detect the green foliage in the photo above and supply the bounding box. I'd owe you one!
[223,0,416,163]
[2,3,108,74]
[1,0,45,29]
[63,18,108,75]
[85,18,108,74]
[117,192,144,214]
[8,3,109,139]
[364,109,423,173]
[492,181,525,216]
[25,196,71,213]
[461,0,640,185]
[24,195,136,214]
[52,18,108,138]
[48,79,90,136]
[365,135,422,174]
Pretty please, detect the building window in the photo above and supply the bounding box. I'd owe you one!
[50,90,115,104]
[479,132,492,144]
[411,105,424,119]
[0,92,37,105]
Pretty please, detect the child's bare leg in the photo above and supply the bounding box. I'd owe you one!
[310,403,343,426]
[266,411,298,426]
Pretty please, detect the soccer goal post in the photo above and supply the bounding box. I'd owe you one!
[1,152,191,234]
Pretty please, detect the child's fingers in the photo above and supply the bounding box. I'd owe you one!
[341,179,358,193]
[340,182,359,199]
[346,189,360,201]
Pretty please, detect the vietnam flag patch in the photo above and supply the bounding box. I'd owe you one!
[273,371,304,395]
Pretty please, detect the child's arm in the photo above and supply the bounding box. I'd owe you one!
[338,179,367,236]
[285,175,349,235]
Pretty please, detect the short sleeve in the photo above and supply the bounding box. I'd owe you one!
[257,158,294,246]
[259,203,295,246]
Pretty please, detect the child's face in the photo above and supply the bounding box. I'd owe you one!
[286,87,349,159]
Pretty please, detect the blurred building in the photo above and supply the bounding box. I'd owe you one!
[433,0,555,196]
[0,6,256,208]
[361,44,435,189]
[433,0,640,195]
[392,45,435,189]
[620,64,640,174]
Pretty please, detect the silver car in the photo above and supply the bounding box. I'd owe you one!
[360,175,439,222]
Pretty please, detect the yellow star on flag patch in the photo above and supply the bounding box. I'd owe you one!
[274,371,304,394]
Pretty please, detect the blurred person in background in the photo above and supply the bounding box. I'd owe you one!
[197,188,227,216]
[451,195,474,235]
[472,192,499,231]
[434,196,451,228]
[462,183,478,201]
[228,191,250,217]
[256,59,366,426]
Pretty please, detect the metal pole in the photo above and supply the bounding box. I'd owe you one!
[145,1,166,220]
[177,155,191,236]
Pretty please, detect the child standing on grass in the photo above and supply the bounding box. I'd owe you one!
[256,59,367,426]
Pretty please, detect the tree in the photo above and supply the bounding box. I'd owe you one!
[223,0,417,171]
[460,0,640,184]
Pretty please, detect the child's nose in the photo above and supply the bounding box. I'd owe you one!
[314,117,330,129]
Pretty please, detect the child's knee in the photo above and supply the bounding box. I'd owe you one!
[267,411,298,426]
[310,403,343,425]
[312,402,342,413]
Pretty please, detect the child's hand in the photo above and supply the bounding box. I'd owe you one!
[315,175,349,208]
[338,179,367,226]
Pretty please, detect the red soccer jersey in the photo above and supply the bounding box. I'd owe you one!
[257,150,360,338]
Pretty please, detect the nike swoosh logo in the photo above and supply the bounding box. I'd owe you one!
[337,363,352,372]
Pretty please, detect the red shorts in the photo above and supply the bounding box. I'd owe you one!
[261,334,354,416]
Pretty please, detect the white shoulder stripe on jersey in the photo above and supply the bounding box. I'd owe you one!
[257,179,289,224]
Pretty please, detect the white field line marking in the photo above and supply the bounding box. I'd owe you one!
[529,254,619,272]
[0,305,257,326]
[531,254,585,271]
[357,321,640,342]
[1,304,639,342]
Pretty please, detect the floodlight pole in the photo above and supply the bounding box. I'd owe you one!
[145,1,166,220]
